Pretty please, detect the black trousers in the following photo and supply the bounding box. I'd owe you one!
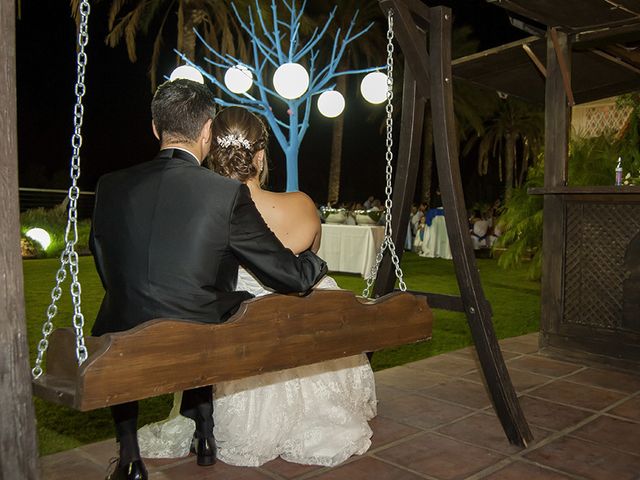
[111,385,213,460]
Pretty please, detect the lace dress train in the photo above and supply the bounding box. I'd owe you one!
[138,269,377,467]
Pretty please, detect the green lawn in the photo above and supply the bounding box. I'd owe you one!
[24,253,540,455]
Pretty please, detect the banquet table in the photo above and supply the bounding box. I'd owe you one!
[317,224,385,276]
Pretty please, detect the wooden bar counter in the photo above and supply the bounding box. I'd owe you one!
[530,186,640,365]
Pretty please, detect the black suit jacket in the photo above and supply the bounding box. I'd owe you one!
[90,148,327,336]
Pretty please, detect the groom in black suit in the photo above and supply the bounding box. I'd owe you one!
[90,79,327,480]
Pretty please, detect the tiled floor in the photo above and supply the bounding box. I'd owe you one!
[40,333,640,479]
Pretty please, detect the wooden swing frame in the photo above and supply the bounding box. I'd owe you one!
[373,0,532,447]
[29,0,531,451]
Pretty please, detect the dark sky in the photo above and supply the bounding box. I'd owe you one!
[16,1,523,204]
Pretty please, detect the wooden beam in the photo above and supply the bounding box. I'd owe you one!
[428,6,533,447]
[0,0,40,476]
[522,43,547,78]
[550,27,576,106]
[380,0,431,100]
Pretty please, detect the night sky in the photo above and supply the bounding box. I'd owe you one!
[16,1,523,204]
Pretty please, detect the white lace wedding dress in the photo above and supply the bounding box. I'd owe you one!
[137,268,377,467]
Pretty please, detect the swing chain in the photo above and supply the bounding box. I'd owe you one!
[363,9,407,298]
[32,0,91,380]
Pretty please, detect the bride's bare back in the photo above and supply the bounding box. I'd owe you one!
[249,186,321,255]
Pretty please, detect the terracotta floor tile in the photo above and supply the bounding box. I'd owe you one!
[405,353,479,376]
[509,333,540,345]
[40,452,106,479]
[161,460,273,479]
[368,416,422,450]
[528,380,626,411]
[571,415,640,456]
[420,378,492,409]
[525,436,640,480]
[517,395,593,431]
[376,431,505,480]
[481,461,575,480]
[79,439,186,472]
[564,368,640,394]
[506,368,553,393]
[309,456,423,480]
[461,368,551,393]
[507,356,583,378]
[436,412,551,455]
[375,366,451,392]
[449,346,522,362]
[499,339,540,354]
[378,393,473,429]
[261,457,322,479]
[375,383,411,404]
[609,396,640,422]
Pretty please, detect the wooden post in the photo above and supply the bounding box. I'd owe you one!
[428,6,532,447]
[540,29,570,347]
[0,0,40,477]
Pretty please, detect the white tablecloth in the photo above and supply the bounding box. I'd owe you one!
[317,224,385,276]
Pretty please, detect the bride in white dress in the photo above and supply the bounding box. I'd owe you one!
[137,107,377,467]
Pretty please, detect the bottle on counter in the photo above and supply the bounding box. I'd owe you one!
[616,157,623,186]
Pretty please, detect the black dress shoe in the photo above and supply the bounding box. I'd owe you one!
[190,433,216,466]
[106,459,148,480]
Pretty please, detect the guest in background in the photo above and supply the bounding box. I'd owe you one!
[413,216,427,252]
[363,196,374,210]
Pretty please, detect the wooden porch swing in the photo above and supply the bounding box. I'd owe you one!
[32,0,532,449]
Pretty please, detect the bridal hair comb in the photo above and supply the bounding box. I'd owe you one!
[216,134,252,150]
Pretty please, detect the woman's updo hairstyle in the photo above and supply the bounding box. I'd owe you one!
[207,107,269,184]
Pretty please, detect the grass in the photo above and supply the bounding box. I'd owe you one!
[24,253,540,456]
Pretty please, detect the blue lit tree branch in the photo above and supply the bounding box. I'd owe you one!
[177,0,381,192]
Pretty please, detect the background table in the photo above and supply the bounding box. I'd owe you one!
[317,224,385,276]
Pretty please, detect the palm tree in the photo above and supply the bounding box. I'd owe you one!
[464,97,543,199]
[101,0,254,89]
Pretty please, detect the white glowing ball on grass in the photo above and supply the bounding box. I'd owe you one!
[317,90,345,118]
[273,63,309,99]
[360,71,388,104]
[169,65,205,84]
[26,228,52,250]
[224,65,253,94]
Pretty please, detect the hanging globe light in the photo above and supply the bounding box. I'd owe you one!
[317,90,345,118]
[360,71,388,104]
[25,228,52,250]
[169,65,205,84]
[273,63,309,99]
[224,65,253,94]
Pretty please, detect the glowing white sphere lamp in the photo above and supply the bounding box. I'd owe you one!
[360,71,388,104]
[169,65,205,84]
[224,65,253,94]
[273,62,309,99]
[317,90,345,118]
[26,228,52,250]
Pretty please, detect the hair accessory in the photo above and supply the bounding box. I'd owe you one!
[216,134,252,150]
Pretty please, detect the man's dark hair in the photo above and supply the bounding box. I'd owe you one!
[151,79,217,143]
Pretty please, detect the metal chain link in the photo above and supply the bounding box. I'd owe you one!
[363,9,407,298]
[32,0,91,379]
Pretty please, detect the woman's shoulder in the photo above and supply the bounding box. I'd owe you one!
[263,190,317,216]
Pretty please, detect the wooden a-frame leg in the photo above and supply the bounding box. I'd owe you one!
[373,57,426,297]
[428,6,532,447]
